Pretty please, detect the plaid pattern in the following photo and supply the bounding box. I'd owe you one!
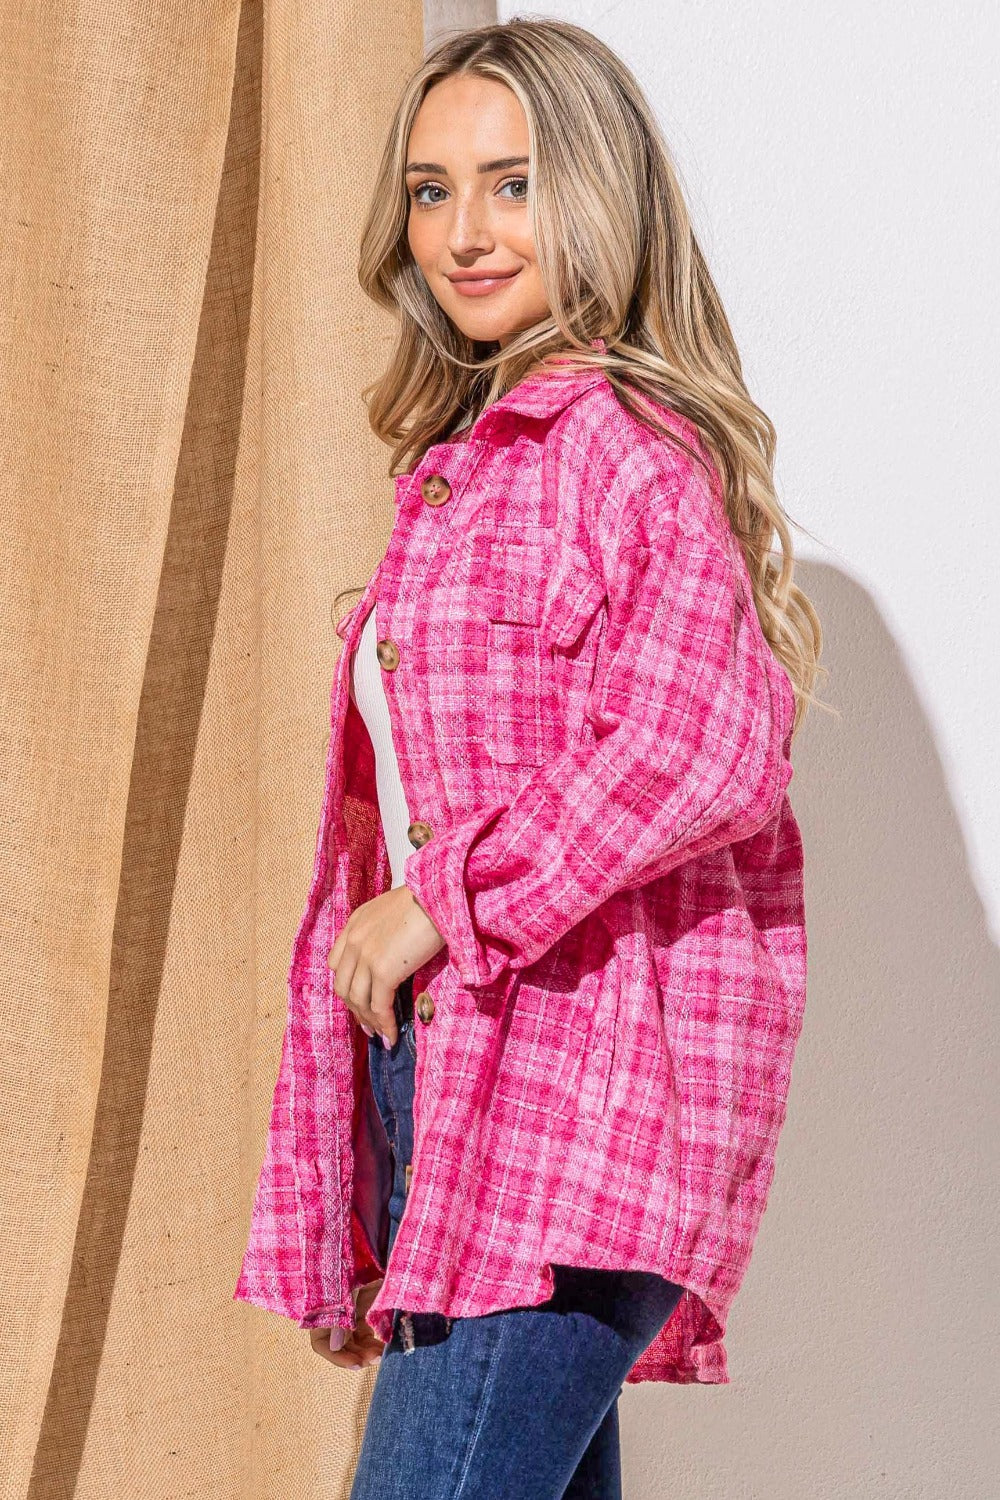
[234,352,807,1385]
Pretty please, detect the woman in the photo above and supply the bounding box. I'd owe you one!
[235,18,823,1498]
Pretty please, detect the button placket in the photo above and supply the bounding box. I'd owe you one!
[380,444,491,1055]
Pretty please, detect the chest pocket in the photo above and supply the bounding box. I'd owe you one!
[433,524,607,767]
[479,535,551,766]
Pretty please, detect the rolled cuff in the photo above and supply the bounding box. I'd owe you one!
[404,801,523,1009]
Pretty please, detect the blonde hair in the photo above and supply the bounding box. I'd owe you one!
[353,17,827,735]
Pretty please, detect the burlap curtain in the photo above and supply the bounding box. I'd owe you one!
[0,2,494,1493]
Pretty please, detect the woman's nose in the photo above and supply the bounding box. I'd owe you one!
[447,195,494,257]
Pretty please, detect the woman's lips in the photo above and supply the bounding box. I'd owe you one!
[447,270,521,298]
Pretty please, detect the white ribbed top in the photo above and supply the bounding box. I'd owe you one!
[349,599,414,890]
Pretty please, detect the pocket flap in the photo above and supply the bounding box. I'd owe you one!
[543,543,607,649]
[468,533,549,626]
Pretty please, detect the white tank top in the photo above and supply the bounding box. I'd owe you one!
[349,599,414,889]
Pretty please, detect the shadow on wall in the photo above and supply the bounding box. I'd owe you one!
[625,560,1000,1499]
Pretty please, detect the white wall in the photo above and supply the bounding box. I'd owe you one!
[498,3,1000,1496]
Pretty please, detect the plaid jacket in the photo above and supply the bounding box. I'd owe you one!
[234,350,807,1385]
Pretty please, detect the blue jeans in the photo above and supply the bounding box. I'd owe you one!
[351,980,686,1500]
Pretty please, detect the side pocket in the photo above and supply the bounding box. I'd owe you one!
[577,965,620,1121]
[550,919,620,1124]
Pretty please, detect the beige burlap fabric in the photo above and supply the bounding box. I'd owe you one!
[0,0,474,1492]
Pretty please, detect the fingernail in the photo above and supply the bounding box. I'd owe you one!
[382,1035,392,1050]
[361,1024,374,1037]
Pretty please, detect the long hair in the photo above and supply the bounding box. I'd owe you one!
[347,17,826,734]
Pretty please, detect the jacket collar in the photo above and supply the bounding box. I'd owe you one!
[465,337,608,440]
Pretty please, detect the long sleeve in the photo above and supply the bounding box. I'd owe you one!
[403,438,793,1000]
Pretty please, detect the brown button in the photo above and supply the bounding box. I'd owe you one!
[407,820,433,848]
[404,1162,413,1192]
[420,474,451,506]
[415,990,435,1024]
[376,638,400,670]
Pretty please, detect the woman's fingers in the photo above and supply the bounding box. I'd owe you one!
[332,960,378,1037]
[346,969,399,1048]
[308,1326,347,1361]
[327,1339,383,1370]
[309,1281,387,1369]
[327,919,401,1047]
[315,1335,382,1370]
[370,983,398,1049]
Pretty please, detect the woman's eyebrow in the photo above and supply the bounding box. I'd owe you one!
[404,156,529,176]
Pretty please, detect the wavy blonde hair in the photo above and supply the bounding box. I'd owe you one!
[351,16,827,735]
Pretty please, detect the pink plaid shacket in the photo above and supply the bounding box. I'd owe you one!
[234,348,808,1385]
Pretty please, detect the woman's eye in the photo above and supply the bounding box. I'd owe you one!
[412,182,447,206]
[410,176,529,206]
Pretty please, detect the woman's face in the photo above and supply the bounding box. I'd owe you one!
[405,74,550,348]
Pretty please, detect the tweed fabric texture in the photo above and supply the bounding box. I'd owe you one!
[234,354,808,1384]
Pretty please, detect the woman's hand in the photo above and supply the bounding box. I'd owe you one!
[328,885,445,1046]
[309,1279,385,1370]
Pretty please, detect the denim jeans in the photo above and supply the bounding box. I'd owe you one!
[351,979,686,1500]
